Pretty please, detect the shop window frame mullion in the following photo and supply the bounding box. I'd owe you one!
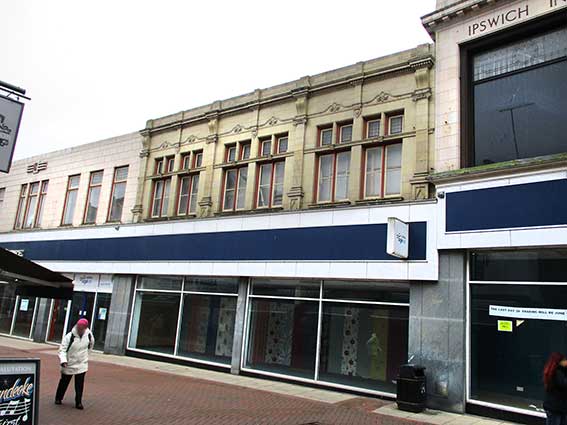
[27,298,39,340]
[173,280,185,357]
[9,296,19,336]
[313,281,323,382]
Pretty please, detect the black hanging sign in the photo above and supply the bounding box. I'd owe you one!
[0,359,39,425]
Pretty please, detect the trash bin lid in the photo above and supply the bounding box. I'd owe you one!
[399,364,426,378]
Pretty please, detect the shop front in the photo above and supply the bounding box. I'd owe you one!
[468,249,567,418]
[46,273,113,351]
[0,283,38,340]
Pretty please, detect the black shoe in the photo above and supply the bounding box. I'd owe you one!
[75,404,84,410]
[55,400,62,405]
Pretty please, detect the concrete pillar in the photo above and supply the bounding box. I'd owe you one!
[409,251,467,413]
[104,275,136,355]
[230,278,249,375]
[32,298,51,343]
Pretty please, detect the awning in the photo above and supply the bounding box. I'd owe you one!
[0,248,73,299]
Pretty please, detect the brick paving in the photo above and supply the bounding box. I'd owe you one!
[0,343,427,425]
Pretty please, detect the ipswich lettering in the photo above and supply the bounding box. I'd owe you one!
[468,5,529,36]
[550,0,567,7]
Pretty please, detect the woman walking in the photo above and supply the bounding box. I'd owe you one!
[55,318,95,410]
[544,352,567,425]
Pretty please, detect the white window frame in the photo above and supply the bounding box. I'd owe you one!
[339,123,353,144]
[319,128,333,146]
[366,119,381,138]
[388,115,404,135]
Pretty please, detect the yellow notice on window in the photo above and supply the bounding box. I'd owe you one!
[498,320,513,332]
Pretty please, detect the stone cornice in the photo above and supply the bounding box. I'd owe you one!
[141,45,434,137]
[421,0,514,36]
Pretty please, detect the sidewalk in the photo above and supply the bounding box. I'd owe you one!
[0,336,519,425]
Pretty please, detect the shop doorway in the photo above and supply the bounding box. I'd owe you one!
[47,274,113,351]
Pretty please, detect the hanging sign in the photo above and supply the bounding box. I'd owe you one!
[0,95,24,173]
[387,217,409,259]
[0,359,39,425]
[490,305,567,321]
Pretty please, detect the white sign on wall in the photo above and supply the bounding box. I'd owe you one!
[490,305,567,322]
[387,217,409,259]
[0,95,24,173]
[73,274,99,292]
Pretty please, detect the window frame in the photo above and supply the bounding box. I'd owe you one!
[366,118,381,138]
[222,167,248,212]
[83,170,104,224]
[182,154,191,170]
[459,11,566,168]
[107,165,129,222]
[19,180,48,229]
[316,150,351,204]
[166,157,175,173]
[319,127,333,147]
[338,122,353,144]
[61,174,81,226]
[226,145,237,163]
[256,160,285,209]
[151,178,172,218]
[240,142,251,160]
[362,143,403,199]
[193,151,203,168]
[387,115,404,135]
[260,139,272,157]
[176,173,200,216]
[276,135,288,154]
[0,187,5,209]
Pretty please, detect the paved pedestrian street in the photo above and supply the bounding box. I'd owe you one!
[0,337,516,425]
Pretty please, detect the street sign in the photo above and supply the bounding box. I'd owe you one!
[0,94,25,173]
[387,217,409,259]
[0,359,40,425]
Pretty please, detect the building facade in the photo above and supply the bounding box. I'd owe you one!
[422,0,567,421]
[0,46,441,401]
[0,132,142,349]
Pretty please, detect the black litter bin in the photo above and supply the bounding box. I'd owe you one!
[396,364,426,413]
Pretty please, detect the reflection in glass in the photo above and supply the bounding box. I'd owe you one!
[0,284,16,334]
[184,277,238,294]
[137,276,183,291]
[66,292,95,333]
[12,297,37,338]
[252,279,320,298]
[470,284,567,412]
[318,303,408,393]
[129,292,180,354]
[92,293,111,351]
[47,299,69,343]
[246,299,318,379]
[177,295,236,364]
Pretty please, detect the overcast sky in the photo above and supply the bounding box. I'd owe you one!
[5,1,435,160]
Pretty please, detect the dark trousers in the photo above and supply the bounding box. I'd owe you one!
[55,372,86,405]
[546,411,567,425]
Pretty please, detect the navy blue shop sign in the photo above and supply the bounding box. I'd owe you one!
[0,223,427,262]
[446,179,567,232]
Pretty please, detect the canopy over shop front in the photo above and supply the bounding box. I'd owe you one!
[0,248,73,299]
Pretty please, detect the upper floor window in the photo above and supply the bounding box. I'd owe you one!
[464,20,567,166]
[257,161,285,208]
[276,135,288,154]
[108,166,128,222]
[260,139,271,157]
[194,151,203,168]
[366,118,381,138]
[0,188,5,209]
[62,175,80,226]
[166,157,175,173]
[182,154,191,170]
[151,178,171,218]
[15,180,48,230]
[223,167,247,211]
[240,143,251,160]
[84,170,103,224]
[339,123,353,143]
[319,127,333,146]
[364,144,402,198]
[317,151,350,203]
[177,174,199,216]
[226,145,237,162]
[388,115,403,135]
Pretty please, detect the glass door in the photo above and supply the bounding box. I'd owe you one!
[92,293,111,351]
[0,284,17,334]
[47,299,70,343]
[12,297,37,338]
[66,292,96,333]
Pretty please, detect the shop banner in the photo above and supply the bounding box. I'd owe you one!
[490,305,567,322]
[0,359,39,425]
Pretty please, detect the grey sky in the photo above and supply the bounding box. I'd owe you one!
[5,1,435,160]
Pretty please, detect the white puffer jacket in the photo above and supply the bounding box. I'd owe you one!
[58,326,95,375]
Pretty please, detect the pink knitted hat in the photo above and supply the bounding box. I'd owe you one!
[77,318,89,327]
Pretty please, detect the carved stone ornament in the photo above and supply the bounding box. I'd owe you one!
[251,127,258,138]
[26,161,47,174]
[139,149,150,158]
[267,117,278,126]
[353,106,362,118]
[412,88,432,102]
[293,116,308,127]
[373,91,390,104]
[233,125,243,133]
[328,103,341,113]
